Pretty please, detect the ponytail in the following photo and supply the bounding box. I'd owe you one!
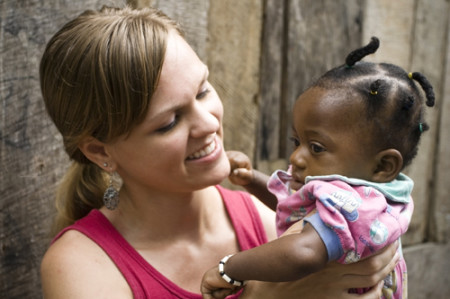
[51,162,107,236]
[40,6,182,236]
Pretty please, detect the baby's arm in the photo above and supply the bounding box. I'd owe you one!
[226,151,277,210]
[201,224,327,299]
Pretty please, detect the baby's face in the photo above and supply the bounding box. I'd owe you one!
[288,87,379,191]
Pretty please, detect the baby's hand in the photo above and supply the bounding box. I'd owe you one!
[201,265,242,299]
[226,151,254,186]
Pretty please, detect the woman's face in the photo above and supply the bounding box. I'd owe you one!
[105,31,230,195]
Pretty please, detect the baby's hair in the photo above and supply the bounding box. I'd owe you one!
[345,37,380,67]
[312,36,435,168]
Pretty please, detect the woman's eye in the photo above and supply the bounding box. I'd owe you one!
[289,137,300,147]
[196,88,210,100]
[310,143,325,153]
[157,116,178,133]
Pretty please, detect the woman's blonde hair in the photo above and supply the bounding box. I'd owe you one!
[40,6,182,235]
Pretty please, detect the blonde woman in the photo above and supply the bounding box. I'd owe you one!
[40,6,398,298]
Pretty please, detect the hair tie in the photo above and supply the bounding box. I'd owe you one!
[370,90,378,95]
[419,123,424,133]
[408,72,413,79]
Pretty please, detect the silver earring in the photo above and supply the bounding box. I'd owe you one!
[103,172,120,210]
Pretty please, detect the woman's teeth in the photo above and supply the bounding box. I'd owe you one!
[188,140,216,160]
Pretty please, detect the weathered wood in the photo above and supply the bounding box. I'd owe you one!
[256,0,285,165]
[151,0,209,61]
[429,2,450,243]
[406,0,449,245]
[404,243,450,298]
[362,0,415,68]
[0,1,125,298]
[206,0,263,163]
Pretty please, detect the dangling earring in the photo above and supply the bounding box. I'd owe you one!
[103,167,120,210]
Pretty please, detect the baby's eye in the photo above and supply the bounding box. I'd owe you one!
[196,88,210,100]
[310,143,325,153]
[289,137,300,147]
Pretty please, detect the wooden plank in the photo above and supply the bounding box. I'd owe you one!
[151,0,209,60]
[256,0,285,164]
[362,0,414,68]
[0,1,125,297]
[404,0,449,245]
[404,243,450,298]
[430,2,450,243]
[206,0,263,162]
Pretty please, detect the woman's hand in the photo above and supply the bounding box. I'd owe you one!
[239,241,399,299]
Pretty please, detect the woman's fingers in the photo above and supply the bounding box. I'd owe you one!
[336,242,399,288]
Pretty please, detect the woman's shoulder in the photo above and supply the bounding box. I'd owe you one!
[41,229,132,298]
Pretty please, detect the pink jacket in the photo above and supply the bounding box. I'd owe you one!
[268,170,413,298]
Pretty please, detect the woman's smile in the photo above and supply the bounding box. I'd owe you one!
[188,138,217,160]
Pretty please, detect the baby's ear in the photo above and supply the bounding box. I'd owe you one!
[372,149,403,183]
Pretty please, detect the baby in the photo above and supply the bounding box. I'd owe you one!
[201,37,435,299]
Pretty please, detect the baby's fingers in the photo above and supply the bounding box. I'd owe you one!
[227,151,252,170]
[229,168,253,186]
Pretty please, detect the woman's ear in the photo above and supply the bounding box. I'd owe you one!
[78,137,113,170]
[372,149,403,182]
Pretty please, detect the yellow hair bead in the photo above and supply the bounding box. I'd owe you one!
[408,72,413,79]
[370,90,378,95]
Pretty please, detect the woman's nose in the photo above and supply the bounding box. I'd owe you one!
[189,102,221,138]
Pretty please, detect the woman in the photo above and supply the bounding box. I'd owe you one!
[40,6,397,298]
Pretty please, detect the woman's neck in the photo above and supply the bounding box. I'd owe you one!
[101,185,221,246]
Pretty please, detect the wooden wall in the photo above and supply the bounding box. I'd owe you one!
[1,0,448,298]
[0,1,127,298]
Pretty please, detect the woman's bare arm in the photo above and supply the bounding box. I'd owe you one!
[41,230,132,299]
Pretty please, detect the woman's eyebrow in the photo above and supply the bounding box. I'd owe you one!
[199,65,209,88]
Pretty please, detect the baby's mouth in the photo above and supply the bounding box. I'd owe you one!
[289,180,304,191]
[187,139,216,160]
[289,174,304,191]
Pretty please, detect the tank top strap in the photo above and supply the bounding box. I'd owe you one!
[216,185,268,250]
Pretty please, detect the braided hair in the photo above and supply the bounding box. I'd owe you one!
[312,37,435,168]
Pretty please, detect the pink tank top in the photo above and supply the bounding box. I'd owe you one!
[53,186,268,298]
